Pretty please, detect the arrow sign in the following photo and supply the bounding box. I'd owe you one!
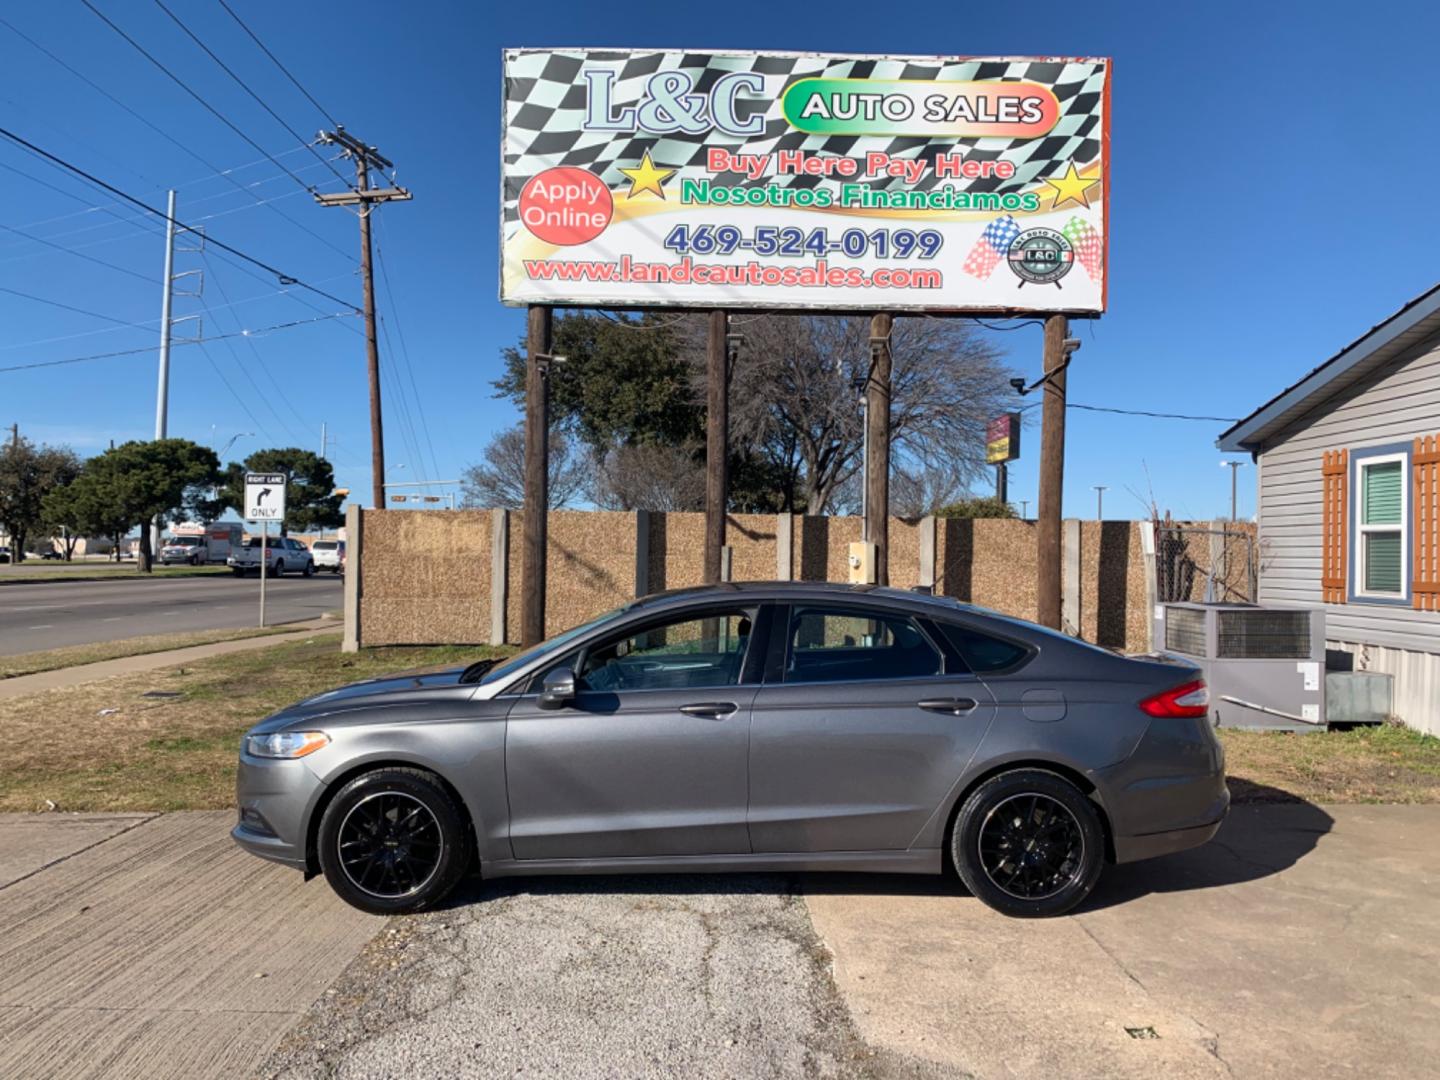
[244,472,288,521]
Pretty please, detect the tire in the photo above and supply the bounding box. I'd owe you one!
[189,554,199,566]
[951,768,1105,918]
[302,560,314,577]
[231,567,245,577]
[317,767,470,915]
[271,560,284,578]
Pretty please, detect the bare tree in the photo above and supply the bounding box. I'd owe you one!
[591,443,707,511]
[461,425,587,510]
[890,458,978,519]
[679,314,1016,514]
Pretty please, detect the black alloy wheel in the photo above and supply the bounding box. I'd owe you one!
[317,767,470,915]
[952,768,1105,918]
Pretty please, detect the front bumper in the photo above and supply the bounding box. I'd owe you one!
[231,751,323,872]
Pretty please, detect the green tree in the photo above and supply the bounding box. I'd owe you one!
[49,439,219,571]
[214,448,342,536]
[41,462,131,560]
[0,435,81,560]
[495,312,703,451]
[934,497,1017,519]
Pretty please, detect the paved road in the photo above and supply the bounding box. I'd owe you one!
[0,574,343,653]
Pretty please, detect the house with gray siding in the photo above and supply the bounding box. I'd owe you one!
[1220,283,1440,736]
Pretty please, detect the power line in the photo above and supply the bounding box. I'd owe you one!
[1016,400,1239,423]
[0,312,358,373]
[0,219,152,282]
[0,124,361,312]
[216,0,339,129]
[151,0,348,187]
[375,230,441,483]
[0,284,148,327]
[80,0,315,194]
[1,12,351,261]
[195,340,275,442]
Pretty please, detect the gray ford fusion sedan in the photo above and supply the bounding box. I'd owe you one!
[233,582,1227,918]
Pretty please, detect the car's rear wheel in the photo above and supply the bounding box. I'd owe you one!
[317,768,469,915]
[231,567,245,577]
[951,768,1104,918]
[271,560,284,577]
[302,560,314,577]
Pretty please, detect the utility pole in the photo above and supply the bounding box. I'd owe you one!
[703,310,731,584]
[1093,485,1107,521]
[315,128,412,511]
[1035,316,1078,629]
[9,423,17,450]
[1019,499,1029,520]
[319,421,330,461]
[148,189,178,568]
[521,307,553,647]
[865,313,893,584]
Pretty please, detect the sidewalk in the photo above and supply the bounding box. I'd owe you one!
[0,811,381,1080]
[0,619,340,700]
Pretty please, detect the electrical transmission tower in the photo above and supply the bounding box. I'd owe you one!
[314,127,411,510]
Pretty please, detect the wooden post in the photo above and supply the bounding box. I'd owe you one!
[703,309,730,584]
[1036,314,1069,629]
[866,313,893,585]
[521,305,552,647]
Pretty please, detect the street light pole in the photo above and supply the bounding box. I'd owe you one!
[1092,485,1107,521]
[1221,460,1246,521]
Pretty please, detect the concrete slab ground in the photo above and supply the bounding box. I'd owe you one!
[0,811,381,1080]
[0,812,155,889]
[806,802,1440,1080]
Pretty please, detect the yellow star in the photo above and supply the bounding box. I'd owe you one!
[1044,162,1100,209]
[618,150,675,201]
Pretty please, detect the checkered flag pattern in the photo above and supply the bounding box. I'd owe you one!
[1062,216,1103,279]
[963,214,1020,279]
[503,50,1107,234]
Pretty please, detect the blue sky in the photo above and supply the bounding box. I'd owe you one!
[2,0,1435,521]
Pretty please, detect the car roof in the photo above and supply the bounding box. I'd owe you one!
[627,580,988,617]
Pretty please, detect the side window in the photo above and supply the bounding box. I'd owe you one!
[578,611,753,692]
[937,622,1031,674]
[1355,453,1407,600]
[786,607,941,683]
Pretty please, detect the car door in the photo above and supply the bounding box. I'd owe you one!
[504,603,763,860]
[747,602,997,853]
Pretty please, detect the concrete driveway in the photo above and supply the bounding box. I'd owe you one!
[2,803,1434,1079]
[807,802,1440,1079]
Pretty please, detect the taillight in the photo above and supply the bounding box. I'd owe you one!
[1139,678,1210,718]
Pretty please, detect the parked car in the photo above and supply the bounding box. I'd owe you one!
[227,536,314,577]
[233,582,1227,918]
[310,539,345,573]
[38,549,63,560]
[0,546,9,563]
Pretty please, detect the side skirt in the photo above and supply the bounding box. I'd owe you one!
[479,848,943,879]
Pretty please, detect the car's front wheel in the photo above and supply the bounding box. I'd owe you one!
[302,560,314,577]
[951,768,1105,918]
[317,767,470,915]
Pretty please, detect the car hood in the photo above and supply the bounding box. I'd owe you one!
[247,666,472,734]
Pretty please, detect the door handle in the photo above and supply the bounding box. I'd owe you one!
[679,701,738,719]
[917,697,979,716]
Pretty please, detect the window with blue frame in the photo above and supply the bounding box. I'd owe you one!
[1352,447,1409,602]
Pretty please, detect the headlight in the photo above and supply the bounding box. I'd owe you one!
[244,731,330,758]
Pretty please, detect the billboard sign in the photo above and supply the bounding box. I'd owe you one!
[986,413,1021,464]
[502,50,1108,313]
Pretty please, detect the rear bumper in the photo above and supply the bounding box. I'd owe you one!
[1111,789,1229,863]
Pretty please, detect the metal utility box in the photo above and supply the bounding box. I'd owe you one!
[1154,602,1326,732]
[1325,671,1392,725]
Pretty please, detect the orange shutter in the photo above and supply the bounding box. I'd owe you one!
[1321,449,1348,604]
[1415,435,1440,611]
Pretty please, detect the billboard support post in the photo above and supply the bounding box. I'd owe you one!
[521,304,552,648]
[703,309,730,584]
[996,462,1009,506]
[865,313,893,586]
[1036,314,1070,629]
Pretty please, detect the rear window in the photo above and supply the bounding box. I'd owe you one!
[313,541,337,550]
[937,622,1031,673]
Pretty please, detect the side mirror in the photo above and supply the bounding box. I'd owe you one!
[539,667,576,710]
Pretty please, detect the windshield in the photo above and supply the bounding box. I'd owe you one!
[477,604,632,687]
[168,537,200,546]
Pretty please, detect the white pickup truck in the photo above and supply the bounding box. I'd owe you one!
[227,536,315,577]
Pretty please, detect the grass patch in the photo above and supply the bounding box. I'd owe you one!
[0,563,231,585]
[0,624,330,679]
[0,633,507,813]
[1221,724,1440,804]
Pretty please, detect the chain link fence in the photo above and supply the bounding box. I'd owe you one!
[1155,524,1257,605]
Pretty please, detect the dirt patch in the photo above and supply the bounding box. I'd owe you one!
[1221,724,1440,805]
